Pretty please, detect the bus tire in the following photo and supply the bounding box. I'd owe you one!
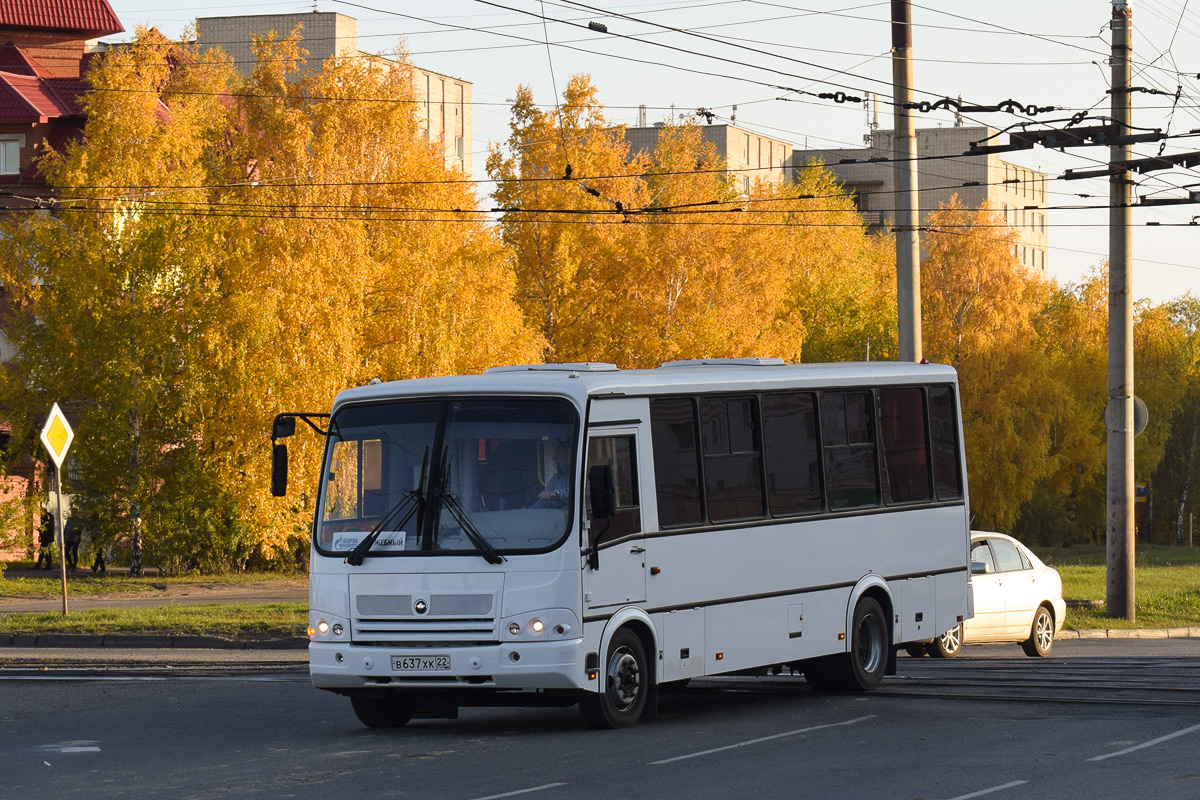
[843,596,888,690]
[579,628,648,729]
[350,694,418,728]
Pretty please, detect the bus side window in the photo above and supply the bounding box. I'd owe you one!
[700,395,764,522]
[586,435,640,546]
[762,391,822,516]
[820,391,880,510]
[878,388,932,504]
[650,398,703,527]
[928,386,963,500]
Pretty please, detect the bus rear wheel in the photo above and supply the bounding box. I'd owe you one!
[350,694,418,728]
[808,596,888,691]
[579,628,648,729]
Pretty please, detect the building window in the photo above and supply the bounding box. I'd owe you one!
[0,136,23,174]
[455,137,464,159]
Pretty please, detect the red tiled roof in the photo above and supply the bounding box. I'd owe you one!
[0,43,53,77]
[0,1,123,37]
[0,71,77,120]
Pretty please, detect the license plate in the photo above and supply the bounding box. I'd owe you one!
[392,655,451,671]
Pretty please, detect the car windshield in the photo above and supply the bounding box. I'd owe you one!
[315,397,578,558]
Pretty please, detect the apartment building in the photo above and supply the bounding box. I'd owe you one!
[793,126,1049,277]
[624,122,792,193]
[197,12,472,174]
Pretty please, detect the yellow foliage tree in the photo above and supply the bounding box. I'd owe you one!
[0,29,539,572]
[489,75,894,368]
[922,197,1057,531]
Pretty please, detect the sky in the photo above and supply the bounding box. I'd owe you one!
[103,0,1200,304]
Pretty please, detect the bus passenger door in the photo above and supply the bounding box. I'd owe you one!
[583,431,646,610]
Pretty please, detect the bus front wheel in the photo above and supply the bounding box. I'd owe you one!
[579,628,649,729]
[350,694,418,728]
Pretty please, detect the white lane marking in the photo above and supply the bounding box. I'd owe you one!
[469,782,567,800]
[1087,722,1200,762]
[945,781,1028,800]
[649,715,876,765]
[39,741,101,754]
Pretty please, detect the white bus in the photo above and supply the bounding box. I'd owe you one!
[271,359,971,729]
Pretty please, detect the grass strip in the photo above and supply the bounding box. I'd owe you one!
[0,602,307,638]
[0,570,306,598]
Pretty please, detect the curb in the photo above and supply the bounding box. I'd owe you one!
[0,632,308,650]
[1058,627,1200,639]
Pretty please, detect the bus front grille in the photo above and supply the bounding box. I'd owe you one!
[351,593,498,645]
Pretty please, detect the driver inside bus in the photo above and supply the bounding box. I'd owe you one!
[533,440,571,508]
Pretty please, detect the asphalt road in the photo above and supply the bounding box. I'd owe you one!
[3,639,1199,800]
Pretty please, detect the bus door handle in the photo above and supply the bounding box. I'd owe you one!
[630,545,645,554]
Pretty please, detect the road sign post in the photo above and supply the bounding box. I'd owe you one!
[39,403,74,616]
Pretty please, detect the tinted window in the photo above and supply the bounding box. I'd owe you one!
[700,396,764,522]
[929,386,963,500]
[586,435,640,546]
[820,391,879,509]
[762,392,822,515]
[879,387,932,504]
[650,398,703,527]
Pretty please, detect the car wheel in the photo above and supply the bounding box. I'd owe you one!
[930,623,963,659]
[1021,605,1055,657]
[579,628,649,728]
[904,644,929,658]
[350,694,418,728]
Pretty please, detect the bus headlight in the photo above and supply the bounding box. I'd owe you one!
[500,610,579,641]
[309,613,348,641]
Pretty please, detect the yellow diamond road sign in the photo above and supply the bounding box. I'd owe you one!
[40,402,74,468]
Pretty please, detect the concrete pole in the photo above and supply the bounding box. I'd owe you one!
[1106,0,1135,620]
[891,0,921,362]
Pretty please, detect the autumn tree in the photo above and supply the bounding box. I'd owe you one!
[0,28,538,573]
[489,75,894,368]
[921,197,1063,531]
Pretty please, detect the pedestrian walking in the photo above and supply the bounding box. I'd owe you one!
[64,517,81,572]
[35,512,54,570]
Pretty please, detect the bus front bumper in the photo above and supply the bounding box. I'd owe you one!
[308,639,590,692]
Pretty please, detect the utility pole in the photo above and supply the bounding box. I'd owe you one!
[891,0,921,362]
[1107,0,1135,620]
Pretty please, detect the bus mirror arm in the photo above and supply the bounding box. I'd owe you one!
[586,464,616,571]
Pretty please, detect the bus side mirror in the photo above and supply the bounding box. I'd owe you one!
[589,464,616,519]
[271,442,289,497]
[273,415,297,439]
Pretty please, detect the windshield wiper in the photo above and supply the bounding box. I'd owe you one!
[345,448,428,567]
[437,453,505,565]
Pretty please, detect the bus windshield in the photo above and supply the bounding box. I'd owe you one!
[315,397,579,558]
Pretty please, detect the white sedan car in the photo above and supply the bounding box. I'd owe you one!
[909,531,1067,658]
